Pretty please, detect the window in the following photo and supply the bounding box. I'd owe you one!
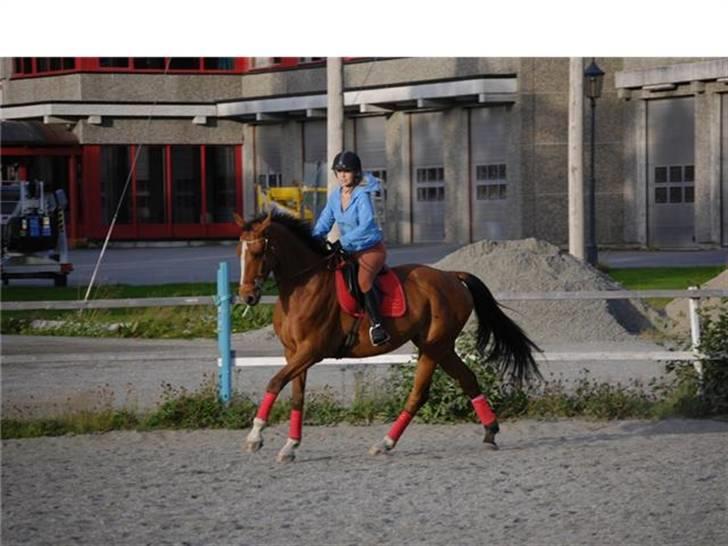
[136,146,166,224]
[654,164,694,206]
[133,58,166,70]
[415,167,445,202]
[14,57,76,75]
[258,173,283,187]
[100,146,132,224]
[100,58,130,68]
[203,58,234,70]
[669,165,683,182]
[299,57,325,63]
[417,187,445,201]
[168,58,201,70]
[206,146,236,223]
[475,162,507,201]
[171,147,201,223]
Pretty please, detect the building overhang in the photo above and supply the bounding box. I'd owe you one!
[217,77,518,121]
[0,76,518,126]
[615,59,728,90]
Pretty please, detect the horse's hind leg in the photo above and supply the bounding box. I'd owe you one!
[438,349,500,449]
[369,352,436,455]
[276,371,307,463]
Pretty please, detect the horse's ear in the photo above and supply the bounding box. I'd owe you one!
[260,209,273,229]
[232,212,245,228]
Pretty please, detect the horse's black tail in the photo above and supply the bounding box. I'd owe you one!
[457,272,543,385]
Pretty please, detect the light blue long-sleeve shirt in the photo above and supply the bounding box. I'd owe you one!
[312,174,383,252]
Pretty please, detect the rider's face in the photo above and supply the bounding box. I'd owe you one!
[336,169,356,188]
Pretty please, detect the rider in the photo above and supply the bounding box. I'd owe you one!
[312,150,391,347]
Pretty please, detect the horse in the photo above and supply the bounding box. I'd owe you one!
[234,210,541,462]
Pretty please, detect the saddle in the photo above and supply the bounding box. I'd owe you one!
[334,260,407,318]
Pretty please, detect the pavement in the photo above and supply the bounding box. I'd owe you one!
[2,242,726,287]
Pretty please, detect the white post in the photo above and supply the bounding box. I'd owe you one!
[568,57,586,261]
[688,286,704,385]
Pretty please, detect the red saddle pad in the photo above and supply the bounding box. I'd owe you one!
[334,267,407,318]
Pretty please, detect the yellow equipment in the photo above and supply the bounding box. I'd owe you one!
[256,185,327,221]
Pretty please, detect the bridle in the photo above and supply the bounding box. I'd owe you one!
[239,236,272,293]
[239,233,344,294]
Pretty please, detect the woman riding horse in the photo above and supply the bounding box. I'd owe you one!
[312,150,390,347]
[236,187,541,463]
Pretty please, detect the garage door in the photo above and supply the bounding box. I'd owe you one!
[648,97,695,248]
[470,106,509,241]
[255,124,282,187]
[411,112,445,242]
[355,116,387,228]
[303,120,326,187]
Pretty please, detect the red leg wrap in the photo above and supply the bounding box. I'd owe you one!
[471,394,497,426]
[387,411,413,442]
[256,391,277,421]
[289,409,303,441]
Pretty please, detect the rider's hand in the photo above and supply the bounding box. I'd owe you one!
[327,239,344,255]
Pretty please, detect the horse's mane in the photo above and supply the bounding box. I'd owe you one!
[244,211,328,256]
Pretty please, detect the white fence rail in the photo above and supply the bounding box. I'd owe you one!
[4,288,727,311]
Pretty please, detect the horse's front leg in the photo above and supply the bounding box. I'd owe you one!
[245,348,317,456]
[276,370,307,463]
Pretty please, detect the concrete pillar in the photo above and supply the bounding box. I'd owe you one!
[326,58,344,197]
[568,57,585,260]
[242,124,257,219]
[695,90,722,244]
[443,106,470,243]
[385,112,412,244]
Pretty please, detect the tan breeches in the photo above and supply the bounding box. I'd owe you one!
[353,242,387,292]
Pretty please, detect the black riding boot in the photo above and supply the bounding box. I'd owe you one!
[363,290,391,346]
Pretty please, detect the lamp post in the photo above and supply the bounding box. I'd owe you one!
[584,59,604,266]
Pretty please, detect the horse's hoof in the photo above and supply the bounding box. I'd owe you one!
[369,436,395,456]
[245,439,263,453]
[483,423,499,450]
[276,451,296,463]
[276,439,299,463]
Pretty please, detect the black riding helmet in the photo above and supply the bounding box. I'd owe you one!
[331,150,362,176]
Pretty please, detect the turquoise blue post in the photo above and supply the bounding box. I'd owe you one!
[217,262,232,403]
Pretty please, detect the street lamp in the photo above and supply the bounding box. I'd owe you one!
[584,59,604,266]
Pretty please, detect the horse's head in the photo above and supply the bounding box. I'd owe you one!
[234,211,274,306]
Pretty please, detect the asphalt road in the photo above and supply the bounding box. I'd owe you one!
[3,243,726,287]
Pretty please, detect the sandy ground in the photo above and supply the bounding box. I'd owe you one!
[2,419,727,545]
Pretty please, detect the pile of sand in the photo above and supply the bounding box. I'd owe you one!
[664,269,728,335]
[433,238,653,343]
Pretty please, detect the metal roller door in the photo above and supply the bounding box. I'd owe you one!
[355,116,387,227]
[303,120,326,187]
[648,97,695,247]
[255,125,282,187]
[470,106,509,241]
[411,112,445,242]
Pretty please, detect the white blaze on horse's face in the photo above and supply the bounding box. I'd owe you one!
[238,231,269,306]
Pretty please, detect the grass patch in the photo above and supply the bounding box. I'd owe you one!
[0,279,278,302]
[606,266,725,310]
[1,304,274,339]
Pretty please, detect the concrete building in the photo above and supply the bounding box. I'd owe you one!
[1,57,726,249]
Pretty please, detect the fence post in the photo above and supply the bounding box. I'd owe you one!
[217,262,232,403]
[688,285,704,389]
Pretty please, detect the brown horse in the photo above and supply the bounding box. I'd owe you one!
[234,211,541,462]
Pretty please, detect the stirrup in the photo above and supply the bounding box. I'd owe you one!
[369,324,391,346]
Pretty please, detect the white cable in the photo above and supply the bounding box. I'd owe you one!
[83,59,172,302]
